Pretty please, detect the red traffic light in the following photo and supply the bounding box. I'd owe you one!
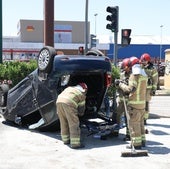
[122,29,131,37]
[121,29,132,47]
[78,46,84,55]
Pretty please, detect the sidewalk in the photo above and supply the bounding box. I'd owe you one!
[0,90,170,169]
[149,86,170,119]
[0,116,170,169]
[156,86,170,96]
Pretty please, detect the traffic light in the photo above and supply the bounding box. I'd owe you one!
[121,29,132,47]
[78,46,84,55]
[106,6,119,33]
[90,34,97,48]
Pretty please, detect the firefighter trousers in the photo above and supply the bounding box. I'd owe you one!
[127,107,145,147]
[57,103,81,146]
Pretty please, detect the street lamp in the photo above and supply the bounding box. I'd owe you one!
[94,13,98,35]
[85,0,89,53]
[160,25,163,62]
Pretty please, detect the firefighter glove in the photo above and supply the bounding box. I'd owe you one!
[115,79,120,87]
[150,90,156,96]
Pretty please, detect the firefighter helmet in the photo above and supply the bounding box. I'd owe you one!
[129,56,139,66]
[79,82,88,92]
[140,53,151,62]
[121,58,131,69]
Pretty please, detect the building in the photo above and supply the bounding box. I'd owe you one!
[2,19,170,62]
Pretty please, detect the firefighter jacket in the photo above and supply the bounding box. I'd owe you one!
[143,62,158,91]
[117,70,131,100]
[56,86,86,116]
[118,65,148,109]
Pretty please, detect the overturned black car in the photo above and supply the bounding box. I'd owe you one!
[0,46,118,136]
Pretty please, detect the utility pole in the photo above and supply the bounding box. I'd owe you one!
[44,0,54,47]
[85,0,88,53]
[94,13,98,36]
[160,25,163,62]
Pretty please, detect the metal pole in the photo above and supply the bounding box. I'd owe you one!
[85,0,88,53]
[0,0,2,63]
[112,31,118,118]
[160,25,163,62]
[94,13,98,36]
[114,32,118,65]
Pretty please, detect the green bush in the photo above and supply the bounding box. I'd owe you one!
[0,60,37,87]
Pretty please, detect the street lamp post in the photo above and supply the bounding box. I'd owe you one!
[160,25,163,62]
[85,0,89,53]
[94,13,98,35]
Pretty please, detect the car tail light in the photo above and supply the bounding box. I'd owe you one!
[105,72,112,87]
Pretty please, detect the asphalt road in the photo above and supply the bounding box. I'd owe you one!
[0,95,170,169]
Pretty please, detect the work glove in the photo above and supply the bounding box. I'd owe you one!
[115,79,120,87]
[150,90,156,96]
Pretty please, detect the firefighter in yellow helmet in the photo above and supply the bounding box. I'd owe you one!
[56,83,88,149]
[115,56,148,149]
[140,53,158,132]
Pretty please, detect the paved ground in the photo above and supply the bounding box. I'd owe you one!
[0,90,170,169]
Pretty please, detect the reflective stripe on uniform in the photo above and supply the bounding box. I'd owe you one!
[144,112,149,119]
[60,89,82,108]
[141,134,146,142]
[128,100,145,105]
[128,76,147,106]
[61,135,70,142]
[152,71,158,78]
[132,136,142,145]
[78,100,85,107]
[70,137,81,145]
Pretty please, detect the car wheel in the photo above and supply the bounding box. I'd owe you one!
[37,46,56,73]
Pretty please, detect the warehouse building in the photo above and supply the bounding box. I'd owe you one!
[2,19,170,61]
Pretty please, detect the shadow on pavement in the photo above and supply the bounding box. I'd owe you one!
[147,146,170,155]
[147,123,170,129]
[150,129,170,135]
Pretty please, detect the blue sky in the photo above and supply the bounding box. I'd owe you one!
[2,0,170,38]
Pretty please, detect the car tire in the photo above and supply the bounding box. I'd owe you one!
[37,46,56,73]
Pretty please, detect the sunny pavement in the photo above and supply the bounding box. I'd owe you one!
[0,89,170,169]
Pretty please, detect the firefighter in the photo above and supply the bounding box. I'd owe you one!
[115,57,148,149]
[140,53,158,130]
[56,83,88,149]
[114,58,131,139]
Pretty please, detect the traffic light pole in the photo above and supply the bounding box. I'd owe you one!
[113,32,118,65]
[112,31,118,121]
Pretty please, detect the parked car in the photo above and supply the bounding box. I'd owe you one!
[0,46,118,137]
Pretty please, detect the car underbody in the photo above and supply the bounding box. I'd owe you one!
[0,46,120,138]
